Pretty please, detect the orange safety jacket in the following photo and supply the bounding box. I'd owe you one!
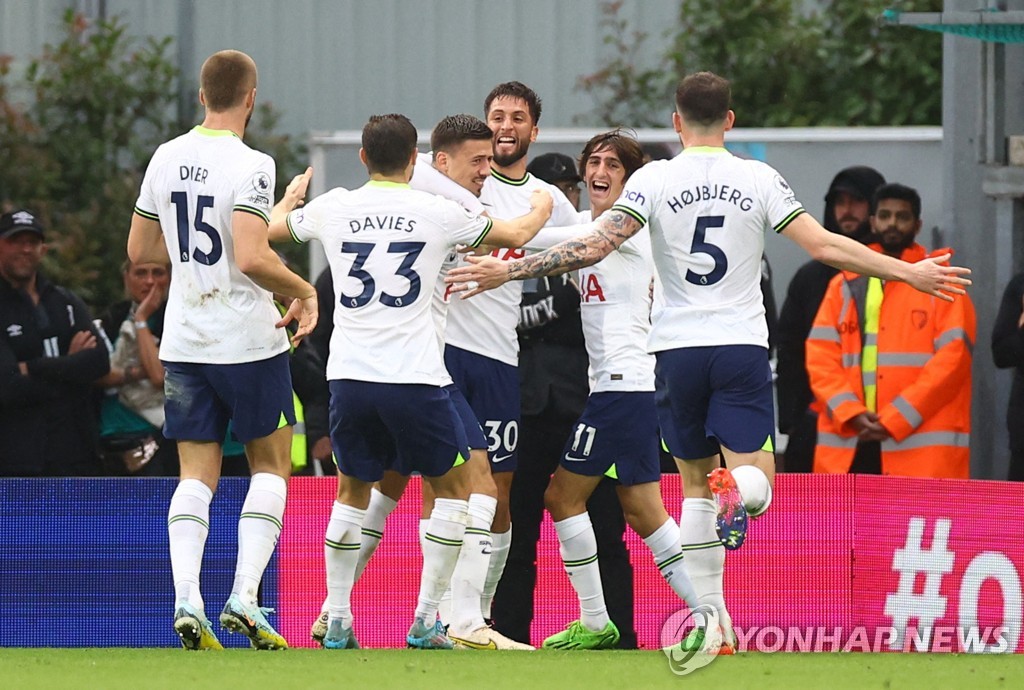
[806,243,975,478]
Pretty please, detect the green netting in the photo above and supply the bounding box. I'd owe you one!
[917,24,1024,43]
[882,8,1024,43]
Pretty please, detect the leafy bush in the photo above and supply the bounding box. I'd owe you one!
[577,0,942,128]
[0,9,306,312]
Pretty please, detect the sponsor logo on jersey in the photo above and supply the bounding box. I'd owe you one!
[247,193,270,206]
[6,324,23,337]
[252,172,272,194]
[623,189,646,205]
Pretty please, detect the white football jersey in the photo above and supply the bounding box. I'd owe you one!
[612,147,804,352]
[134,126,288,364]
[444,169,580,365]
[526,211,656,393]
[286,181,492,385]
[408,156,485,355]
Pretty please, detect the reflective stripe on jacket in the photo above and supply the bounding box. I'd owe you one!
[806,243,975,478]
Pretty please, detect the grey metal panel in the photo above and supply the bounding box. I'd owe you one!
[0,1,70,76]
[1,0,677,133]
[942,0,1024,480]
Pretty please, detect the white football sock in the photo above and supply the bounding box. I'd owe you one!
[555,513,609,632]
[231,472,287,606]
[449,493,497,634]
[415,498,468,623]
[679,498,731,635]
[418,518,429,555]
[318,488,399,617]
[353,488,398,582]
[481,526,511,619]
[168,479,213,611]
[644,517,699,609]
[324,501,366,629]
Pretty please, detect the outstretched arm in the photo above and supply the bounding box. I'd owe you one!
[447,209,642,298]
[782,214,971,301]
[485,189,553,248]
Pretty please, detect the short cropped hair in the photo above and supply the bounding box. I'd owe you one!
[484,81,542,124]
[674,72,731,127]
[871,183,922,219]
[431,114,493,156]
[200,50,257,112]
[580,129,646,181]
[361,114,417,176]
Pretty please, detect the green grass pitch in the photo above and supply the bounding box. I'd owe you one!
[3,649,1022,690]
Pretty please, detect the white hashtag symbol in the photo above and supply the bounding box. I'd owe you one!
[883,517,955,651]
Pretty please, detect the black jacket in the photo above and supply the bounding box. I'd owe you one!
[992,272,1024,453]
[518,275,589,419]
[0,273,109,475]
[776,166,885,432]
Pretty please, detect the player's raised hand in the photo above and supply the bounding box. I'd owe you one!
[283,166,313,211]
[445,255,509,298]
[904,253,972,301]
[529,188,553,219]
[276,292,319,346]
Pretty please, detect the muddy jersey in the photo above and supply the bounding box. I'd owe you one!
[134,125,287,364]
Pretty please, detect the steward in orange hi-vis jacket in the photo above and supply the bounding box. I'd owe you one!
[806,184,976,478]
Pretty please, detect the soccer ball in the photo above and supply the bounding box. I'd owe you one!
[732,464,772,517]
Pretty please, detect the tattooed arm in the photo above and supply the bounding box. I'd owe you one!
[446,210,643,297]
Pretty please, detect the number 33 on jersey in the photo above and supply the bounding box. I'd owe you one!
[286,180,492,386]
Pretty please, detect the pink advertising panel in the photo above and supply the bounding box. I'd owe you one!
[277,474,1022,652]
[854,476,1024,653]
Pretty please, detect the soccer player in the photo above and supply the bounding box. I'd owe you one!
[447,71,971,649]
[127,50,318,651]
[442,82,580,635]
[302,114,546,650]
[279,113,552,650]
[512,130,699,650]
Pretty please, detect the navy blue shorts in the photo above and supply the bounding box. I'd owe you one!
[163,352,295,444]
[444,345,520,472]
[445,384,488,451]
[560,391,660,486]
[655,345,775,459]
[328,380,469,483]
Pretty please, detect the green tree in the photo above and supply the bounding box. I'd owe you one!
[0,9,307,311]
[1,10,177,309]
[577,0,942,128]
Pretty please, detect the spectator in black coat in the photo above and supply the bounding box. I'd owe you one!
[992,271,1024,481]
[775,166,885,472]
[0,209,110,476]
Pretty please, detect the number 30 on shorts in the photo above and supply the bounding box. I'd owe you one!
[483,420,518,459]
